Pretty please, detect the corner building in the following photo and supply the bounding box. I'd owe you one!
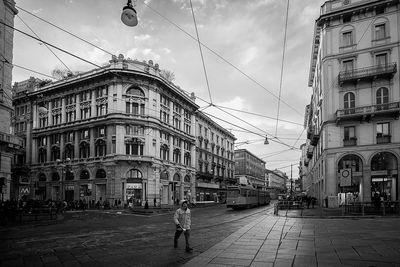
[305,0,400,203]
[27,55,199,206]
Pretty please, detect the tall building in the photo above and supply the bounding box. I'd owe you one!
[0,0,23,201]
[14,55,199,206]
[266,169,287,193]
[234,149,266,188]
[305,0,399,204]
[195,111,236,202]
[12,55,236,205]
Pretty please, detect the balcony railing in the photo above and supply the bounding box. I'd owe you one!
[0,131,24,148]
[338,63,397,85]
[336,101,400,123]
[343,138,357,147]
[377,135,391,144]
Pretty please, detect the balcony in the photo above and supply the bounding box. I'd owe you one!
[336,102,400,123]
[377,135,391,144]
[310,131,320,146]
[338,63,397,85]
[0,131,24,150]
[343,138,357,147]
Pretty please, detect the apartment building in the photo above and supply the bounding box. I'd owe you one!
[195,111,236,202]
[304,0,399,203]
[234,149,266,188]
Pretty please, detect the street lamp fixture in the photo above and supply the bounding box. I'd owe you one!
[121,0,138,27]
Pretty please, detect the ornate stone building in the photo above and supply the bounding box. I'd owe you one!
[304,0,399,203]
[0,0,23,201]
[195,111,236,202]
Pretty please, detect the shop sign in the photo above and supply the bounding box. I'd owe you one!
[126,183,142,189]
[196,182,219,189]
[65,185,74,190]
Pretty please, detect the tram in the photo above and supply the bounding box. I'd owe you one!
[226,185,271,209]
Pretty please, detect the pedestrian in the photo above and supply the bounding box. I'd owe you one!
[144,200,149,209]
[306,196,311,209]
[154,197,156,207]
[311,197,316,208]
[173,200,193,252]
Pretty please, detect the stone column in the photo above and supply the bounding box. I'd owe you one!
[90,128,95,157]
[169,135,173,161]
[362,165,371,202]
[60,133,65,160]
[31,138,37,164]
[48,101,52,126]
[46,136,51,161]
[61,97,66,123]
[74,130,79,160]
[76,93,81,120]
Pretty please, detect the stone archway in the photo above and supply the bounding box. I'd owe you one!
[370,152,398,201]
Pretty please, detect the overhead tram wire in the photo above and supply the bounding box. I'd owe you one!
[141,0,304,118]
[0,22,102,69]
[275,0,290,136]
[17,14,72,73]
[16,5,114,57]
[189,0,213,105]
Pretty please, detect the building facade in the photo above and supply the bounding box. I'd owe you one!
[305,0,400,204]
[234,149,266,188]
[0,0,23,201]
[13,55,201,206]
[195,111,236,202]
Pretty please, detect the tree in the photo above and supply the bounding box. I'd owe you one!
[160,69,175,82]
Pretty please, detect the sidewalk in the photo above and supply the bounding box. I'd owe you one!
[184,213,400,266]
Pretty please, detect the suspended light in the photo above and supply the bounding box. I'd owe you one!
[264,136,269,145]
[121,0,138,27]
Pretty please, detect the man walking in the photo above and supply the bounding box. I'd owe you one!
[173,200,193,252]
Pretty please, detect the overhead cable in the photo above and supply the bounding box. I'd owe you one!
[0,21,102,69]
[16,5,114,57]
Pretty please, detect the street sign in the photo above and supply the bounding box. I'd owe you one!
[20,186,30,195]
[340,168,352,187]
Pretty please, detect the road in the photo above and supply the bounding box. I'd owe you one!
[0,204,275,267]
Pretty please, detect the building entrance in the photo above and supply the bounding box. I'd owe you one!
[371,177,396,201]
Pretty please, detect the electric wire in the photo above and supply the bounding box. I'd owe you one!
[141,0,304,117]
[275,0,290,136]
[15,5,114,57]
[17,14,72,72]
[0,21,102,69]
[189,0,213,104]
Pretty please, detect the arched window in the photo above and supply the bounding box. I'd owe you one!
[65,170,74,181]
[173,173,180,182]
[96,169,107,179]
[95,139,106,157]
[184,152,191,166]
[126,86,145,115]
[80,170,90,180]
[127,169,143,179]
[38,148,47,163]
[344,92,355,114]
[64,144,74,159]
[52,172,60,181]
[371,152,398,201]
[126,87,145,97]
[79,142,90,158]
[51,146,60,162]
[338,154,363,173]
[371,152,397,171]
[173,148,181,164]
[38,173,47,182]
[160,171,169,180]
[376,87,389,110]
[160,144,169,161]
[184,175,191,183]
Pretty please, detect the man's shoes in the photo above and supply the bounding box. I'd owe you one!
[185,247,193,252]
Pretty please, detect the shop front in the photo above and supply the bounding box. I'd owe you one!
[196,182,219,202]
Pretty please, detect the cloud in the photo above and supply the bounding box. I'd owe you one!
[134,34,152,42]
[240,46,258,66]
[32,8,43,14]
[142,48,160,60]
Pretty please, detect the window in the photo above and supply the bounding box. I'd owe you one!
[343,14,351,23]
[160,144,169,160]
[81,106,91,119]
[342,31,353,46]
[97,103,108,116]
[173,149,181,164]
[344,92,355,114]
[126,125,144,136]
[376,87,389,110]
[173,115,181,130]
[375,53,387,67]
[375,24,386,40]
[342,59,354,72]
[79,142,90,158]
[64,144,74,159]
[66,109,76,123]
[344,126,356,146]
[66,94,76,105]
[96,86,108,98]
[80,90,91,101]
[126,87,145,97]
[377,122,390,137]
[80,129,90,140]
[125,142,143,156]
[95,140,106,157]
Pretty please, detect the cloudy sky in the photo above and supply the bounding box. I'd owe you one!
[12,0,325,177]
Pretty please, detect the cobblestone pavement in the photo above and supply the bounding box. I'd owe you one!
[0,205,273,267]
[184,215,400,267]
